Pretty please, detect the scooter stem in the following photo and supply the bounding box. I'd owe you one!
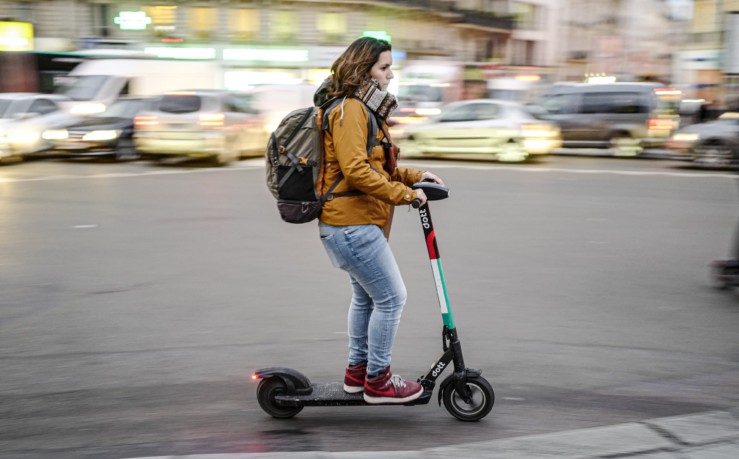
[418,202,456,330]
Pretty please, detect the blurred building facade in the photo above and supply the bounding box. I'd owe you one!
[671,0,739,105]
[561,0,678,83]
[0,1,584,87]
[0,0,699,91]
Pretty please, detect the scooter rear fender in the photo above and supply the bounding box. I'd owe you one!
[254,367,313,396]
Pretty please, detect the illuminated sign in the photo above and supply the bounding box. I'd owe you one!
[223,48,309,62]
[144,47,216,59]
[114,11,152,30]
[584,73,616,84]
[362,31,392,42]
[0,21,34,51]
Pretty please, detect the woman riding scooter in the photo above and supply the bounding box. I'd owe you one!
[315,36,445,404]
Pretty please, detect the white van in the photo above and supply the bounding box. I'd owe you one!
[56,58,222,116]
[232,83,318,153]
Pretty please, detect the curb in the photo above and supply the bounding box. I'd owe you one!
[126,408,739,459]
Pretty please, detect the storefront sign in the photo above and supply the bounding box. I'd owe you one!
[0,21,34,51]
[114,11,152,31]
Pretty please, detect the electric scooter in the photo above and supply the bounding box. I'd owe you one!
[253,181,495,422]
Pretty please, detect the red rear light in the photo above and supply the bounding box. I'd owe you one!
[648,118,673,130]
[199,113,225,127]
[134,115,159,127]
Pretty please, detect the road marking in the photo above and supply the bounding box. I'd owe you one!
[401,162,738,179]
[0,160,734,183]
[71,224,98,229]
[0,162,263,183]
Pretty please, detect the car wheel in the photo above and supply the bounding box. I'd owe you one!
[608,133,642,156]
[211,137,236,166]
[497,140,528,163]
[114,139,139,161]
[692,140,735,167]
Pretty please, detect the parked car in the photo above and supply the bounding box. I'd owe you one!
[42,97,158,160]
[133,90,258,165]
[0,93,77,161]
[531,83,682,155]
[665,112,739,168]
[395,99,561,162]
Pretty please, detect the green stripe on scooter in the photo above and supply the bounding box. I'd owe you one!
[432,258,455,330]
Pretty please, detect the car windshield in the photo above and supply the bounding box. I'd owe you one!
[158,95,203,114]
[230,94,256,112]
[439,102,501,122]
[398,84,443,103]
[0,99,14,118]
[653,89,681,116]
[55,75,111,101]
[93,99,150,118]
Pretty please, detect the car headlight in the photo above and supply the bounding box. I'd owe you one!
[42,129,69,140]
[415,108,441,117]
[7,130,40,145]
[521,123,557,138]
[82,130,121,141]
[671,133,700,142]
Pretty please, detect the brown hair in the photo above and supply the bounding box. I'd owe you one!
[329,37,392,98]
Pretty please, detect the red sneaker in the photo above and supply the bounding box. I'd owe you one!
[363,367,423,404]
[343,362,367,393]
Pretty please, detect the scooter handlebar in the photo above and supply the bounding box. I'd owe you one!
[411,181,450,205]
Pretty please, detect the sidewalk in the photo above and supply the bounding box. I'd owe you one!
[131,408,739,459]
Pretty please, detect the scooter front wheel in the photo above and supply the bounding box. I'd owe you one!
[257,377,303,419]
[442,376,494,422]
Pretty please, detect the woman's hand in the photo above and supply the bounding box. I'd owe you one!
[415,189,428,206]
[421,171,445,186]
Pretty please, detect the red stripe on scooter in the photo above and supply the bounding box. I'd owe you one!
[426,231,438,259]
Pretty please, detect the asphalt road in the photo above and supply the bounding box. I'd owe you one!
[1,155,738,458]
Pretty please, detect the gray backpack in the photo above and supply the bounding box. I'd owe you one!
[266,98,379,223]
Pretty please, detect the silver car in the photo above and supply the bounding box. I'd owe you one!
[134,90,257,165]
[395,99,561,162]
[0,93,77,161]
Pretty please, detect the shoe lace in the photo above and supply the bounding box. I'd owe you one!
[388,374,407,389]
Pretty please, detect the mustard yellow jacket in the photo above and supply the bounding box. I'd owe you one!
[319,97,423,227]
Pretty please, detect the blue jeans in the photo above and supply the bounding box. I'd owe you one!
[319,222,407,376]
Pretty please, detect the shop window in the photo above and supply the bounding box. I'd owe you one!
[142,5,177,36]
[270,10,297,41]
[512,2,539,30]
[229,8,260,41]
[317,12,346,42]
[188,7,218,40]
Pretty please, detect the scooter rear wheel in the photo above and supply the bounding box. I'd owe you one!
[257,377,303,419]
[442,376,494,422]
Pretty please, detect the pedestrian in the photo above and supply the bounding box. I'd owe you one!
[315,36,445,404]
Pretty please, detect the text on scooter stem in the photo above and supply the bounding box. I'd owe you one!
[431,361,446,377]
[419,208,430,229]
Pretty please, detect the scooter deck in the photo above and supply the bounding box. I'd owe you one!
[274,382,433,407]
